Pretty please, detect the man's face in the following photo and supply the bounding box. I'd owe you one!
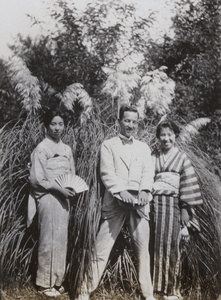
[119,111,138,138]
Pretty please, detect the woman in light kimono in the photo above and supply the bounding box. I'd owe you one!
[28,108,76,297]
[151,120,203,300]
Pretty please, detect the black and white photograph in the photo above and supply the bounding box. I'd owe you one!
[0,0,221,299]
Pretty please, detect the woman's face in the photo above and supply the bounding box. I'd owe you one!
[47,115,65,142]
[158,126,176,152]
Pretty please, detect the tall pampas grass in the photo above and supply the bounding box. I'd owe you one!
[58,83,93,126]
[101,68,140,113]
[0,101,221,300]
[138,67,175,117]
[0,114,43,286]
[176,138,221,300]
[179,117,211,142]
[7,56,41,113]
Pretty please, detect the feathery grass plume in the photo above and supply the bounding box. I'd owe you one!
[59,83,93,126]
[138,66,175,116]
[101,67,140,114]
[179,117,211,142]
[7,56,41,113]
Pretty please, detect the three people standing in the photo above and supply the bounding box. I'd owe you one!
[28,106,202,300]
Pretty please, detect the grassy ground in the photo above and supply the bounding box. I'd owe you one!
[2,284,220,300]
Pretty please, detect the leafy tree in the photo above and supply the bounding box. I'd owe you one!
[0,59,24,126]
[146,0,221,121]
[3,0,155,124]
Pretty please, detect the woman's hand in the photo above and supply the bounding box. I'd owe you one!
[181,208,190,227]
[60,187,76,199]
[51,182,76,199]
[180,225,190,241]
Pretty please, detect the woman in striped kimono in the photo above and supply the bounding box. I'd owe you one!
[151,120,203,300]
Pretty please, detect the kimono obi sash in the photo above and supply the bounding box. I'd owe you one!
[27,155,71,228]
[152,172,180,196]
[45,155,71,180]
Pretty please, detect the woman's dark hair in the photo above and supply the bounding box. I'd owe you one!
[156,120,180,138]
[43,108,68,128]
[119,104,139,120]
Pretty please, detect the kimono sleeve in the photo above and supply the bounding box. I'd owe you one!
[29,145,52,191]
[180,154,203,206]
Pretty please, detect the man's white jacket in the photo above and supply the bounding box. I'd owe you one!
[100,136,154,219]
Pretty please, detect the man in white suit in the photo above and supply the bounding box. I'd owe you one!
[78,105,155,300]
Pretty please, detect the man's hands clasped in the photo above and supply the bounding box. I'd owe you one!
[138,190,152,205]
[119,190,152,206]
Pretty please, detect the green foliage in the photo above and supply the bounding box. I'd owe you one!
[195,113,221,172]
[2,0,155,125]
[0,59,23,127]
[147,0,221,120]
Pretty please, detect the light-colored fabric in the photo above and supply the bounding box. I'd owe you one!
[83,211,153,297]
[37,193,69,288]
[152,195,181,295]
[28,136,75,288]
[151,147,202,295]
[152,172,180,196]
[29,136,75,196]
[27,191,36,228]
[27,136,75,226]
[100,136,154,195]
[152,147,202,206]
[81,135,155,298]
[100,136,154,219]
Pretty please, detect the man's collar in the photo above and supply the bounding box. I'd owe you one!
[119,134,134,145]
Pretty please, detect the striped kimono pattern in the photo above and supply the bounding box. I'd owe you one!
[151,147,202,295]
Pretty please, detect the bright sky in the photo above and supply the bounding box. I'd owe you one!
[0,0,174,59]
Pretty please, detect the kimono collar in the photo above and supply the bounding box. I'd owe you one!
[45,134,62,145]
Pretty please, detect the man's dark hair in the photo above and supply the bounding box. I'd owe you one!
[119,104,139,120]
[156,120,180,138]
